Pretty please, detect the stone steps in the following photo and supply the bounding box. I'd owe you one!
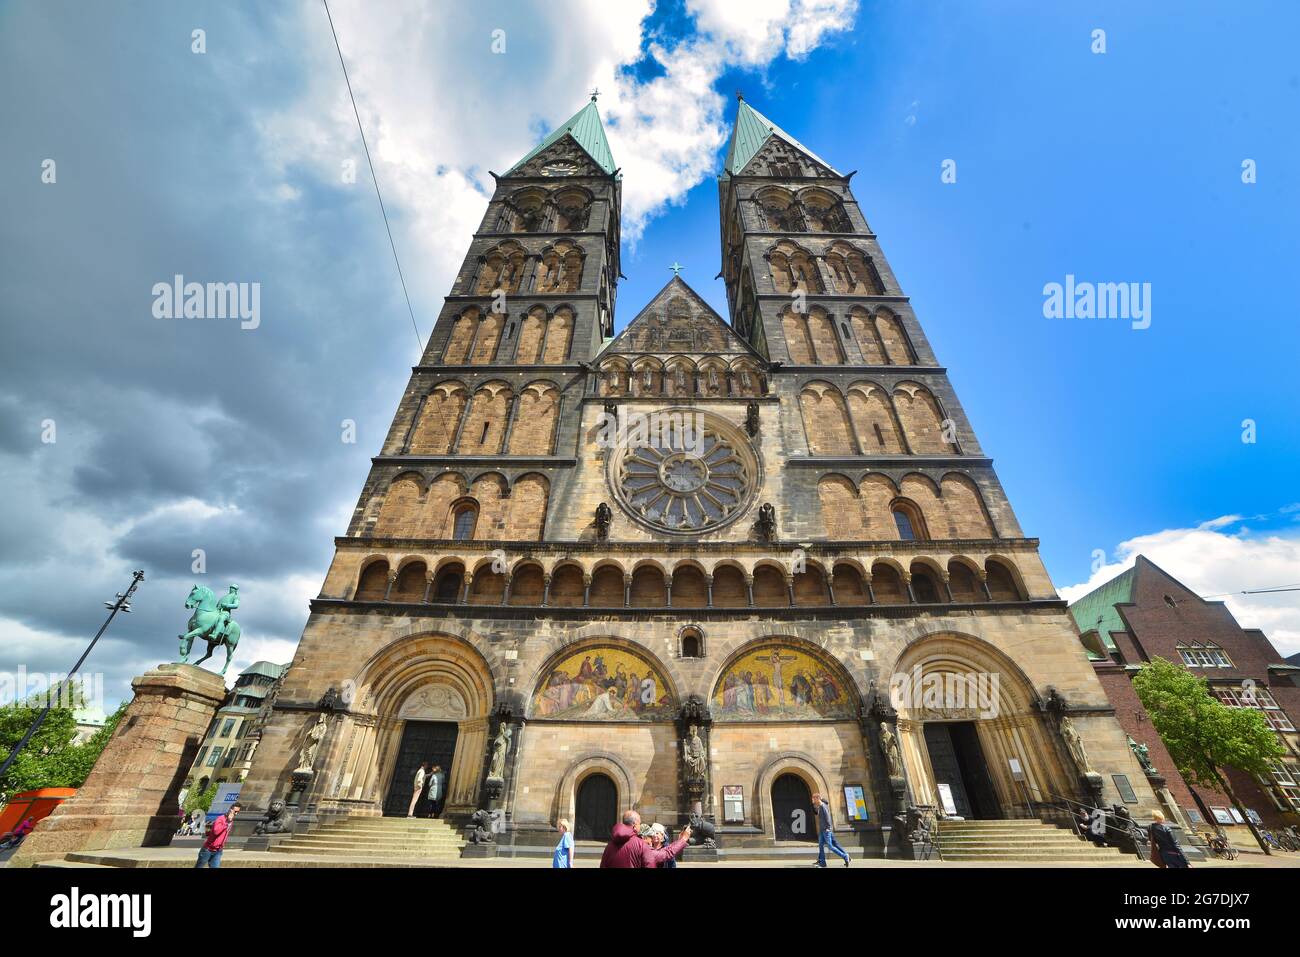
[934,819,1130,862]
[265,814,466,861]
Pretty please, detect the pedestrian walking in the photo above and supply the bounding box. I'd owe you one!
[195,803,240,868]
[811,792,851,867]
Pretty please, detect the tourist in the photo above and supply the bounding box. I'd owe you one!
[408,761,428,818]
[427,764,447,818]
[0,817,35,849]
[599,810,689,868]
[646,822,677,869]
[552,818,574,868]
[1147,809,1190,868]
[195,802,240,868]
[811,792,851,867]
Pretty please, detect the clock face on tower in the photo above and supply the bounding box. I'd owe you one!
[541,161,580,177]
[608,410,760,535]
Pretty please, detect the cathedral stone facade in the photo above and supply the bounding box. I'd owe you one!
[236,96,1158,855]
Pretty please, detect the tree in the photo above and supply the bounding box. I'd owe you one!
[0,699,127,799]
[1133,657,1285,854]
[183,781,219,816]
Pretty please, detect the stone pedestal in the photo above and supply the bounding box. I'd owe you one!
[9,663,227,867]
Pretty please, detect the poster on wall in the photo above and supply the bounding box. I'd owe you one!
[723,785,745,823]
[844,785,868,821]
[936,783,958,817]
[1210,807,1233,825]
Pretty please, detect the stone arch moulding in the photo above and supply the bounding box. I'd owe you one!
[343,630,498,815]
[753,752,832,837]
[554,753,638,830]
[887,630,1075,816]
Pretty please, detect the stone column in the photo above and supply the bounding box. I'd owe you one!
[9,663,228,867]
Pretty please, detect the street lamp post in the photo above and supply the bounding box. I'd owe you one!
[0,569,145,789]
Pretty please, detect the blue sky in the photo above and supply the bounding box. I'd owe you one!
[2,0,1298,711]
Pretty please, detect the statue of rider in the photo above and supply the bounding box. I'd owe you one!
[212,584,240,642]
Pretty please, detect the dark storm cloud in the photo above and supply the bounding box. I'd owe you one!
[0,1,422,700]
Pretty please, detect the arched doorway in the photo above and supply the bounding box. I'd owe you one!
[575,773,617,840]
[382,720,459,817]
[891,633,1076,821]
[338,633,494,819]
[771,773,815,842]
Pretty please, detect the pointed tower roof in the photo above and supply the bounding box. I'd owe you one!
[599,275,758,358]
[506,97,617,177]
[722,97,840,177]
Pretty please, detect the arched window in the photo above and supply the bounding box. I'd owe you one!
[680,627,703,659]
[452,504,478,541]
[892,501,927,541]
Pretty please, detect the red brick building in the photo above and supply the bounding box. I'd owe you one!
[1069,556,1300,836]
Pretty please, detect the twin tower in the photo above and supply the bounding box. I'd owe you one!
[236,96,1160,856]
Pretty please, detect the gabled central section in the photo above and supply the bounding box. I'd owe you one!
[604,275,754,356]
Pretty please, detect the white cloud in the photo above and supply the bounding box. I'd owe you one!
[257,0,859,289]
[1060,519,1300,658]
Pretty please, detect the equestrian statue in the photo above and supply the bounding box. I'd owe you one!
[177,584,242,675]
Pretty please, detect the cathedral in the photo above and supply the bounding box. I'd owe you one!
[236,95,1158,856]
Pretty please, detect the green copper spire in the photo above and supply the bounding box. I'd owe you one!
[506,96,617,176]
[723,95,839,176]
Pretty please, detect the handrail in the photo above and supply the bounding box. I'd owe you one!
[1015,781,1151,848]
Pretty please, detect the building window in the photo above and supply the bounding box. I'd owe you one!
[237,719,249,738]
[1177,643,1232,668]
[220,718,235,737]
[680,627,704,659]
[207,746,224,768]
[194,746,208,768]
[891,502,926,542]
[452,504,478,541]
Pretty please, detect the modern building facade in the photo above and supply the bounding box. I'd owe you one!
[236,97,1157,855]
[1071,555,1300,835]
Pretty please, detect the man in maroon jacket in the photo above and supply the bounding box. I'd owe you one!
[599,810,690,868]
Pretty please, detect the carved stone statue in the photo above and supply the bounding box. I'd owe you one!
[468,808,494,844]
[745,401,760,437]
[252,799,289,835]
[682,724,706,778]
[756,503,777,543]
[594,502,612,541]
[487,723,512,780]
[296,713,327,773]
[687,810,717,848]
[1059,715,1094,774]
[1128,734,1155,774]
[879,721,903,778]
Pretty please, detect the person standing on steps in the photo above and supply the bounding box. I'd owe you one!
[811,792,851,868]
[408,761,428,818]
[1148,809,1191,868]
[427,764,447,819]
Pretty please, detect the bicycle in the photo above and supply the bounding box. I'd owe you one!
[1258,829,1287,852]
[1202,829,1238,860]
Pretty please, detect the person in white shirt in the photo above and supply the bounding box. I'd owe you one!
[408,762,428,817]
